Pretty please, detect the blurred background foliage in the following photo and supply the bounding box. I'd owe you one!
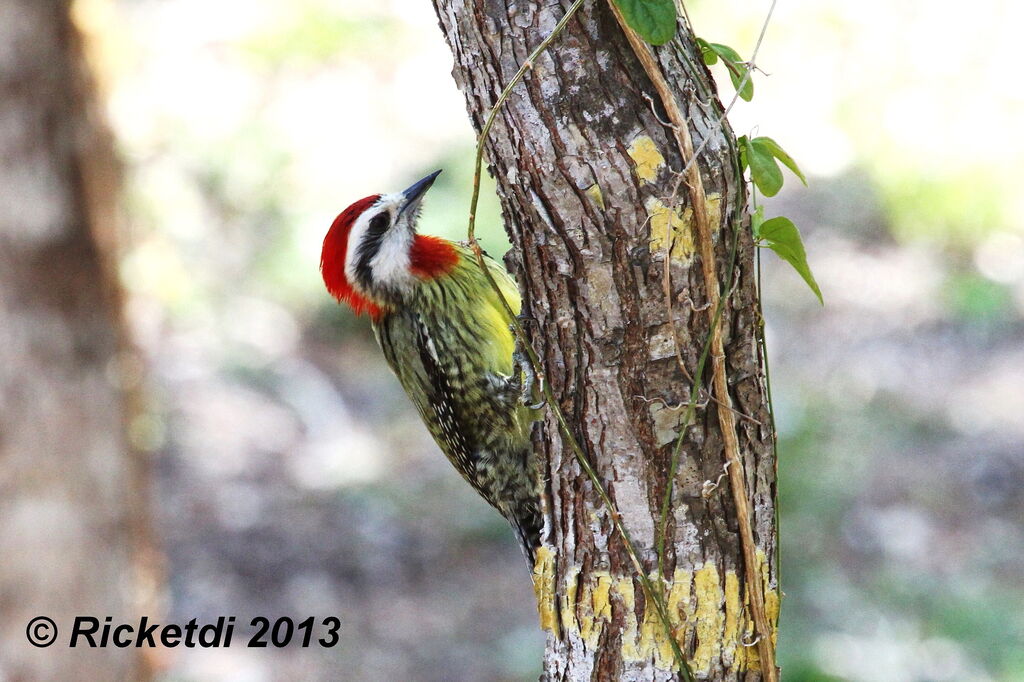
[70,0,1023,679]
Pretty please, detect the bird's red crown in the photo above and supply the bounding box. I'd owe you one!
[321,194,383,318]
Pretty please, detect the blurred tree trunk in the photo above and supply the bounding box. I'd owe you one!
[431,1,778,679]
[0,1,149,679]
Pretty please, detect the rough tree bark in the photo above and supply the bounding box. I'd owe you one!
[0,1,148,679]
[430,1,778,680]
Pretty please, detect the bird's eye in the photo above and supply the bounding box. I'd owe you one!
[367,212,390,235]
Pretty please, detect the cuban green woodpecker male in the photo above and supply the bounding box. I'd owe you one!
[320,170,543,564]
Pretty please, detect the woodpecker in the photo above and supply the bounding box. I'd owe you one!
[320,170,543,563]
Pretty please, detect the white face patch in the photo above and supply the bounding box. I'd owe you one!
[344,192,419,297]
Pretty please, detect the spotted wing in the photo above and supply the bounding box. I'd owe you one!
[375,310,490,500]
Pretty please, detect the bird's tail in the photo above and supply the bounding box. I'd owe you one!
[509,506,544,568]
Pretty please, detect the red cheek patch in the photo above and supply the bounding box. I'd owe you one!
[410,235,459,279]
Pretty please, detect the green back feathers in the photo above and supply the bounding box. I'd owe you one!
[413,244,519,377]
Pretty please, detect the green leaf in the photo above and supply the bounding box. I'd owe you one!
[726,62,754,102]
[744,137,783,197]
[752,136,807,186]
[751,205,766,239]
[708,42,742,63]
[613,0,678,46]
[706,42,753,101]
[758,217,823,303]
[696,38,717,65]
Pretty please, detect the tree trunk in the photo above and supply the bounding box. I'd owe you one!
[430,1,778,679]
[0,1,148,679]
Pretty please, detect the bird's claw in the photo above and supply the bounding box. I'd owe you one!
[511,330,545,410]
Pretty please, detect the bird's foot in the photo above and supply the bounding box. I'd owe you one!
[510,323,546,410]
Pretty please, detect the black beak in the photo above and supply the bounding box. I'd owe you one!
[399,170,442,214]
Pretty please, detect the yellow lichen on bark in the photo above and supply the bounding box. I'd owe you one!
[552,562,775,673]
[615,578,643,661]
[647,194,722,263]
[627,135,666,184]
[759,549,780,649]
[582,571,613,649]
[744,550,781,671]
[532,546,560,637]
[668,567,694,627]
[637,587,676,666]
[723,570,746,669]
[585,182,606,210]
[765,589,780,647]
[692,562,725,673]
[560,564,580,636]
[647,198,693,261]
[559,568,614,650]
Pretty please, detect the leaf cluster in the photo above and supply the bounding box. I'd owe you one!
[739,137,821,303]
[739,135,806,197]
